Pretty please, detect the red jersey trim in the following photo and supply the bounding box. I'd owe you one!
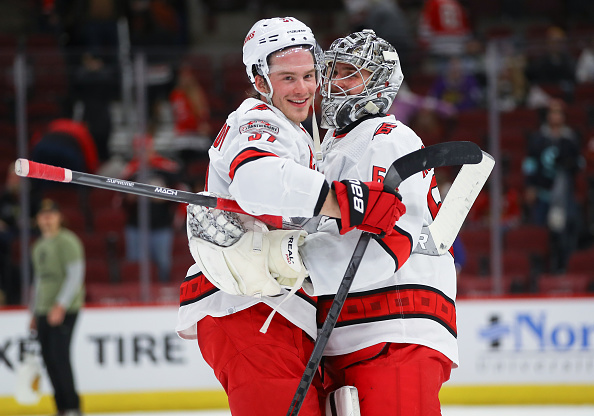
[179,273,218,306]
[179,271,317,307]
[229,147,278,180]
[316,284,457,337]
[375,224,413,272]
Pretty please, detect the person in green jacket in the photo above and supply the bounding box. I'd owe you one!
[29,199,85,416]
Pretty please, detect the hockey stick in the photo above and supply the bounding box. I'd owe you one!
[13,159,283,228]
[286,141,485,416]
[415,150,495,255]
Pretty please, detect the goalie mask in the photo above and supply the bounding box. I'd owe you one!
[320,29,404,130]
[243,17,323,103]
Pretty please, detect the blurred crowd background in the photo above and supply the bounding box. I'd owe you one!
[1,0,594,307]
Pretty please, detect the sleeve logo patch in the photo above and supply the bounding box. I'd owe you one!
[239,121,280,134]
[249,103,272,111]
[374,122,398,136]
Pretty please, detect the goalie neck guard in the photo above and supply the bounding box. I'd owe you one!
[243,17,323,103]
[320,29,404,130]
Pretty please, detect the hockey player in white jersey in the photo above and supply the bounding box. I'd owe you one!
[298,30,459,415]
[176,19,405,416]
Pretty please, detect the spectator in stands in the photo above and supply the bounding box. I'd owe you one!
[390,81,457,125]
[128,0,186,123]
[116,136,182,282]
[73,51,119,163]
[526,26,576,100]
[389,81,457,145]
[0,163,25,305]
[342,0,414,71]
[418,0,472,66]
[30,118,99,209]
[72,0,124,64]
[169,63,212,167]
[576,35,594,83]
[29,199,85,416]
[522,99,585,273]
[497,45,529,111]
[428,56,483,110]
[31,118,99,175]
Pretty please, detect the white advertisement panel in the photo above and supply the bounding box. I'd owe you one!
[1,297,593,399]
[0,306,219,396]
[451,297,594,385]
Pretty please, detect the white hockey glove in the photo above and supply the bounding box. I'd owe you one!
[186,201,309,297]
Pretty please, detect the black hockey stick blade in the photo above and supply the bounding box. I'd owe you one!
[384,141,483,189]
[286,141,485,416]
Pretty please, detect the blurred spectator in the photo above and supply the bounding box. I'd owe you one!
[390,82,457,124]
[128,0,186,122]
[522,99,584,273]
[0,163,25,305]
[418,0,472,62]
[576,36,594,83]
[29,199,85,416]
[342,0,414,71]
[497,46,529,111]
[116,137,182,282]
[526,27,576,99]
[169,63,212,166]
[31,118,99,175]
[429,56,483,110]
[73,52,119,163]
[71,0,123,63]
[30,118,99,206]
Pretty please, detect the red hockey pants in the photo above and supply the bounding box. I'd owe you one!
[196,303,325,415]
[323,343,452,416]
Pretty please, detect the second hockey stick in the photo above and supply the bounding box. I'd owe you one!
[286,141,485,416]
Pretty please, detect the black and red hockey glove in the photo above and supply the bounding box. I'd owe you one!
[332,179,406,236]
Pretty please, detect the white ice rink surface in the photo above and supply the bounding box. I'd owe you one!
[69,406,594,416]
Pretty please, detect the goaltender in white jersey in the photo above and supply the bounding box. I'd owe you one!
[300,30,459,416]
[301,114,459,365]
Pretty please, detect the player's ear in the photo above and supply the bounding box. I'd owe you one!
[255,75,270,94]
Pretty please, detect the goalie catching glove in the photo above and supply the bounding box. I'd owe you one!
[333,179,406,236]
[187,202,308,297]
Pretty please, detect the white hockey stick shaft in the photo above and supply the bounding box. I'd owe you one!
[416,151,495,255]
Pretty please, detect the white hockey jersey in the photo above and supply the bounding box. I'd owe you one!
[300,114,459,366]
[176,98,327,340]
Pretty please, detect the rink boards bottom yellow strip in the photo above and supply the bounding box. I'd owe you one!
[2,385,594,415]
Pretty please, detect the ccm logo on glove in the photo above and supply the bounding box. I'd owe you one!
[333,179,406,236]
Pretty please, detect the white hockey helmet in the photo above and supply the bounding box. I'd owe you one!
[242,17,322,102]
[320,29,404,130]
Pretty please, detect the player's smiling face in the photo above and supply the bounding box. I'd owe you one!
[261,47,317,124]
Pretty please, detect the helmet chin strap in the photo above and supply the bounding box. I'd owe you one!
[311,100,322,161]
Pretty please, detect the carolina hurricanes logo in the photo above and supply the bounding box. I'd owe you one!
[250,103,271,111]
[374,122,397,136]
